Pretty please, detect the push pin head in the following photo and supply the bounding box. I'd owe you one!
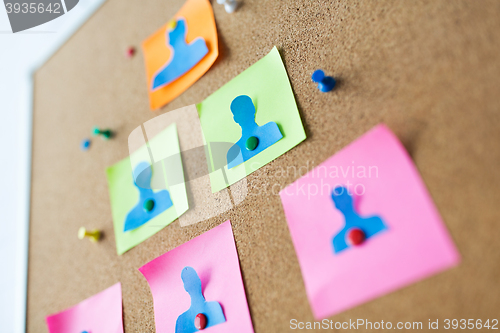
[126,46,135,58]
[312,69,336,92]
[194,313,207,330]
[217,0,237,13]
[245,136,259,151]
[143,199,155,212]
[80,138,91,151]
[78,227,101,243]
[347,228,365,246]
[167,19,177,30]
[92,127,113,140]
[224,0,237,13]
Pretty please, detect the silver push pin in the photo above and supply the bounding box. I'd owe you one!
[217,0,238,13]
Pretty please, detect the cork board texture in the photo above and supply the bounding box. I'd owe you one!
[28,0,500,332]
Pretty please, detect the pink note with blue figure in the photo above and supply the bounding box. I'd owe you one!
[139,221,254,333]
[280,124,460,319]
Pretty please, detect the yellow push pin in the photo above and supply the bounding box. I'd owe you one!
[78,227,101,243]
[167,19,177,30]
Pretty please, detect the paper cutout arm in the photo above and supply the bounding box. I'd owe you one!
[331,186,388,253]
[226,95,283,169]
[123,162,173,232]
[175,267,226,333]
[152,18,209,90]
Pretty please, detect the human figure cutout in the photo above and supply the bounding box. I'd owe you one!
[152,18,209,90]
[175,267,226,333]
[123,162,173,232]
[226,95,283,169]
[331,186,387,253]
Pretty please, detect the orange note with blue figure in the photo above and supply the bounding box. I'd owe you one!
[142,0,218,110]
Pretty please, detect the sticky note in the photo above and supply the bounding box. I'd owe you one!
[106,123,188,255]
[142,0,218,110]
[46,283,123,333]
[280,124,460,319]
[139,221,254,333]
[197,46,306,193]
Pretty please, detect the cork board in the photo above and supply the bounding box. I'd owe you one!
[28,0,500,332]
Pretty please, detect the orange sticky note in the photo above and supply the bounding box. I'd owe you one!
[142,0,218,110]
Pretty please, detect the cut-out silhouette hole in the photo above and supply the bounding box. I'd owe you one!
[152,18,209,90]
[175,267,226,333]
[226,95,283,169]
[123,162,173,232]
[331,186,387,253]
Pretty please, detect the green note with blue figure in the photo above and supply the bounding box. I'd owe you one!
[107,123,188,255]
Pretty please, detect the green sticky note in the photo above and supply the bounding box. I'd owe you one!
[106,123,188,255]
[197,46,306,193]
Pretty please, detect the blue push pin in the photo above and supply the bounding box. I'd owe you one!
[312,69,336,92]
[80,138,91,151]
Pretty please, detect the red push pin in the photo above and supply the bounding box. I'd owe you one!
[126,46,135,58]
[194,313,207,330]
[347,228,366,246]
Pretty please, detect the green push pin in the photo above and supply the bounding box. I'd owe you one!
[92,126,113,140]
[245,136,259,151]
[143,199,155,212]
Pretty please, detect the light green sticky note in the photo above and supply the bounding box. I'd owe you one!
[106,123,188,255]
[197,46,306,193]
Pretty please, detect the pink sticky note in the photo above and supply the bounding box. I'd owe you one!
[46,282,123,333]
[139,220,254,333]
[280,124,460,319]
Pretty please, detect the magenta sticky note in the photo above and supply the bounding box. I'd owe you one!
[139,220,254,333]
[46,282,124,333]
[280,124,460,319]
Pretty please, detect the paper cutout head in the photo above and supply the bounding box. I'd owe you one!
[331,186,388,253]
[226,95,283,169]
[151,18,208,90]
[123,162,173,232]
[175,266,226,333]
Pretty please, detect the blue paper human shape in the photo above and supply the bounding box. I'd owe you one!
[331,186,387,253]
[175,267,226,333]
[123,162,173,232]
[151,18,209,90]
[226,95,283,169]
